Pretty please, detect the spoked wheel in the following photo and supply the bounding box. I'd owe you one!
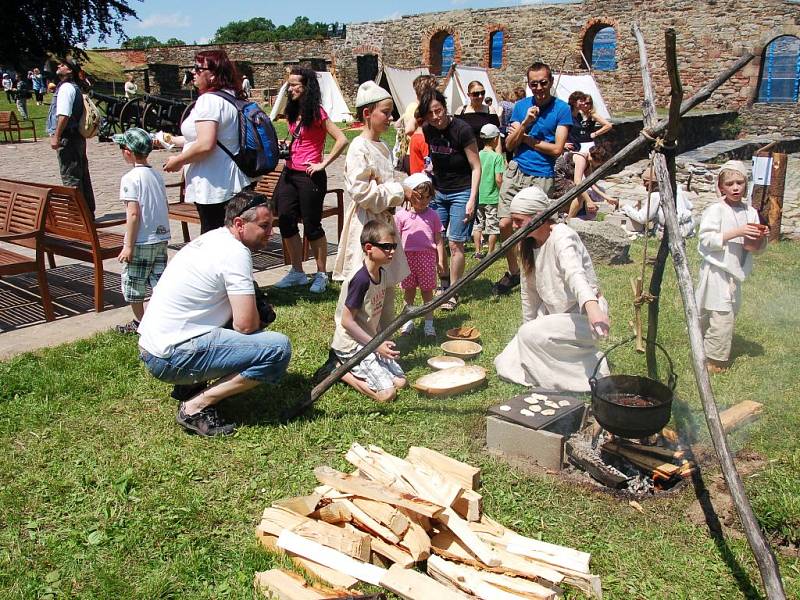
[119,98,145,131]
[141,102,163,133]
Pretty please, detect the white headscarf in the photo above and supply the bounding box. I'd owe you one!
[510,185,550,216]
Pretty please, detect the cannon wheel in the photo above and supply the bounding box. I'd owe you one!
[141,102,163,133]
[119,98,145,131]
[95,99,123,135]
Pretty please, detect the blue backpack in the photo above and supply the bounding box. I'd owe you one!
[211,90,280,177]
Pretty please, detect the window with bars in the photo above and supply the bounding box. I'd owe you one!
[758,35,800,103]
[489,31,504,69]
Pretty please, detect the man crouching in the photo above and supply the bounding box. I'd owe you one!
[138,191,291,437]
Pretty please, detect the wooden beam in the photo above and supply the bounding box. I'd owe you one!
[379,563,471,600]
[437,507,501,566]
[720,401,764,433]
[341,498,402,544]
[352,497,410,536]
[253,569,349,600]
[257,535,361,591]
[602,441,681,477]
[427,555,558,600]
[406,446,482,490]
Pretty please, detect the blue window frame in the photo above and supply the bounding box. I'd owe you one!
[758,36,800,103]
[441,35,455,76]
[490,31,504,69]
[592,27,617,72]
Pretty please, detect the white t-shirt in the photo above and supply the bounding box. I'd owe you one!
[124,80,138,98]
[180,90,250,205]
[138,227,255,357]
[119,165,171,245]
[56,81,78,117]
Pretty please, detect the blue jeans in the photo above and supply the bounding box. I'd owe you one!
[140,328,291,384]
[431,187,473,243]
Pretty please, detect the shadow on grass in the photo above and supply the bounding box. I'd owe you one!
[730,335,765,361]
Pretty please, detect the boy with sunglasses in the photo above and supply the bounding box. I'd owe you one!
[112,127,171,334]
[329,220,407,403]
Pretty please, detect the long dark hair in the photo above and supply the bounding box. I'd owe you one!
[521,237,536,275]
[286,67,322,125]
[195,50,244,99]
[416,89,448,121]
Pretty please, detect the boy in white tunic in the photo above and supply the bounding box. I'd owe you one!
[695,160,767,373]
[494,186,610,391]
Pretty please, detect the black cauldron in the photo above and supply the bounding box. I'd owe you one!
[589,338,676,439]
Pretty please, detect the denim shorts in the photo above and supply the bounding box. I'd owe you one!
[430,187,473,243]
[139,328,291,384]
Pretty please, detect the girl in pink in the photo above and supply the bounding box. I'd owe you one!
[394,173,446,337]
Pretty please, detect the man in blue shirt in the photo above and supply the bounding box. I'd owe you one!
[493,62,572,295]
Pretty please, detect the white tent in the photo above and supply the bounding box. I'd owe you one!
[376,65,430,117]
[442,64,499,114]
[525,72,611,119]
[270,71,353,122]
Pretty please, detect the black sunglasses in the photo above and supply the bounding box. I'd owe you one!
[369,242,397,251]
[192,65,210,72]
[528,78,551,89]
[470,91,486,97]
[234,194,269,218]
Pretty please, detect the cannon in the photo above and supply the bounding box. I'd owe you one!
[141,94,194,135]
[90,91,137,139]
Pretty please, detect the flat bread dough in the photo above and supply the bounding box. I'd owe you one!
[558,400,570,407]
[520,408,534,417]
[528,393,548,402]
[530,405,542,413]
[542,409,556,416]
[499,405,511,411]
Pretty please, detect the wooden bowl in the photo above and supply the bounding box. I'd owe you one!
[446,326,481,341]
[440,340,483,359]
[427,355,466,370]
[413,365,487,396]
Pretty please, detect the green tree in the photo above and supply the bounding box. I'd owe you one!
[213,17,278,44]
[1,0,137,67]
[121,35,162,49]
[164,38,186,47]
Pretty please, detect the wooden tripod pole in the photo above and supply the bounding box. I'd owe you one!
[292,50,756,417]
[632,23,786,599]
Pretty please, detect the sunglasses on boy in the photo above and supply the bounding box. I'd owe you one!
[368,242,398,252]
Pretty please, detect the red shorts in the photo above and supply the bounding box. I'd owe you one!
[401,250,437,291]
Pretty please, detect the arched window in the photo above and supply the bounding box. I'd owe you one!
[430,31,455,76]
[758,35,800,103]
[489,31,504,69]
[583,25,617,72]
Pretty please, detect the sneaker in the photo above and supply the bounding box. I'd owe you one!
[176,403,236,437]
[170,381,208,402]
[114,319,140,335]
[309,272,329,294]
[273,269,309,288]
[400,320,415,336]
[423,321,436,337]
[312,348,340,384]
[440,294,459,311]
[473,251,486,259]
[491,271,520,296]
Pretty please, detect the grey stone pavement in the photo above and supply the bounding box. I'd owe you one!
[0,137,797,359]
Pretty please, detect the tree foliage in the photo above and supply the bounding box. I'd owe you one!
[164,38,186,47]
[212,16,343,44]
[121,36,162,49]
[1,0,137,67]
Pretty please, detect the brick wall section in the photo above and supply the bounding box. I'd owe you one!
[740,103,800,136]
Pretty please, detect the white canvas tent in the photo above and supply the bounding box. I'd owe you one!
[270,71,353,122]
[442,64,499,114]
[375,65,430,117]
[525,72,611,119]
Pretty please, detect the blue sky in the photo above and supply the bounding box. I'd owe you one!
[91,0,575,47]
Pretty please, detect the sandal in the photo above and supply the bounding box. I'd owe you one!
[440,294,459,311]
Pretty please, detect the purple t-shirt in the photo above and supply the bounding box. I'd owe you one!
[394,207,443,253]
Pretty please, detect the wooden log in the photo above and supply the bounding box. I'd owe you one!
[602,441,680,477]
[379,562,471,600]
[315,501,352,524]
[273,494,321,517]
[437,507,501,566]
[617,439,685,461]
[452,488,483,522]
[566,437,630,489]
[406,446,482,490]
[313,466,444,518]
[398,510,432,561]
[276,530,386,586]
[369,534,417,568]
[720,400,764,433]
[345,444,416,493]
[257,535,361,591]
[253,569,349,600]
[340,498,402,544]
[257,507,371,562]
[427,555,558,600]
[352,497,410,536]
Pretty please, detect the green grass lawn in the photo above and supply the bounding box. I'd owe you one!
[1,238,799,599]
[0,94,52,140]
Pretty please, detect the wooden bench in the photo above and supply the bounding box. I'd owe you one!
[0,181,55,321]
[0,111,37,143]
[1,179,125,313]
[167,162,345,264]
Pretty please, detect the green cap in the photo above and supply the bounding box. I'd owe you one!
[112,127,153,156]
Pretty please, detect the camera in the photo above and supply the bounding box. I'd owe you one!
[278,141,291,160]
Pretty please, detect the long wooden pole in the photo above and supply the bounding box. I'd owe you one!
[291,50,755,417]
[633,25,786,599]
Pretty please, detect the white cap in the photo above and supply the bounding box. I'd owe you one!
[403,172,432,189]
[510,185,550,215]
[480,123,501,139]
[717,160,748,179]
[355,81,392,108]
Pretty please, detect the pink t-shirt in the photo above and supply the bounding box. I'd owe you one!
[394,207,443,253]
[286,106,328,171]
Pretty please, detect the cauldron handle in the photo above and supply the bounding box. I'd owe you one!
[589,336,677,391]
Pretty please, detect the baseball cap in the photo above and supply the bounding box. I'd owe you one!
[112,127,153,156]
[480,123,501,139]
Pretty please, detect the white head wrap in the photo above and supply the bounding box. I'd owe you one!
[403,172,432,190]
[510,185,550,216]
[717,160,749,182]
[355,81,392,108]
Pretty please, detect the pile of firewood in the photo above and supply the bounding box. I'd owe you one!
[254,444,602,599]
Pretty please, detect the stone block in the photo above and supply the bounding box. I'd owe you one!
[485,416,565,471]
[567,218,632,265]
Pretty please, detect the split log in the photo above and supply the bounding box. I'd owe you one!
[406,446,482,490]
[314,501,352,524]
[313,466,444,518]
[257,535,361,591]
[602,441,680,478]
[253,569,349,599]
[427,555,558,600]
[276,530,386,586]
[273,494,321,517]
[369,534,417,568]
[380,563,471,600]
[340,498,402,544]
[437,507,502,566]
[566,437,630,489]
[257,507,371,562]
[452,489,483,522]
[352,497,410,536]
[345,444,416,494]
[398,510,432,561]
[720,401,764,433]
[617,439,685,461]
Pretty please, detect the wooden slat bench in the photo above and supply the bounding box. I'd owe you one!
[1,179,125,313]
[0,111,37,143]
[0,180,55,320]
[167,162,344,264]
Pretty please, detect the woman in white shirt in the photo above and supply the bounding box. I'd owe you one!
[164,50,251,233]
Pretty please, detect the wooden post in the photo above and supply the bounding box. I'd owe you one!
[632,24,786,599]
[754,152,787,242]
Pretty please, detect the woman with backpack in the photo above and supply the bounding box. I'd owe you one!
[272,67,348,294]
[164,50,251,233]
